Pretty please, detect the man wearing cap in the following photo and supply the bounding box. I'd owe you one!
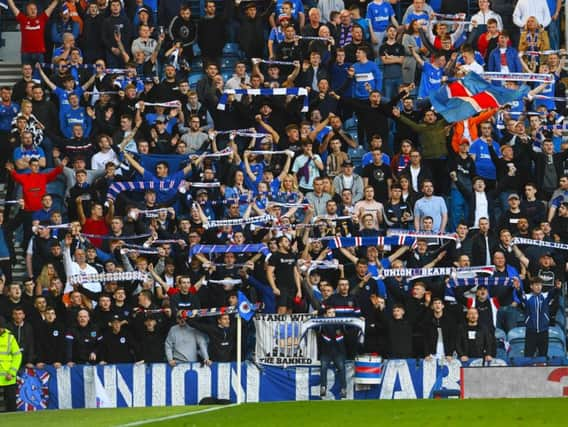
[99,314,137,364]
[0,315,22,412]
[497,193,526,231]
[238,1,275,59]
[333,159,364,203]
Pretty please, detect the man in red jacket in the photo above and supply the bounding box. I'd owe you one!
[5,157,67,258]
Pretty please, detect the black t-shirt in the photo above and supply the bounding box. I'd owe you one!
[268,251,297,289]
[362,163,392,203]
[379,42,404,79]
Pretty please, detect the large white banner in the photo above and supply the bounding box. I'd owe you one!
[253,313,319,366]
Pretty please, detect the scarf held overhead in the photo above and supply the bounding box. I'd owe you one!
[217,88,309,112]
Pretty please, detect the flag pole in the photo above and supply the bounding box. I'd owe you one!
[236,313,243,405]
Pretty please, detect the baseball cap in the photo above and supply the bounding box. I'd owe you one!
[507,193,520,201]
[155,115,166,123]
[342,159,354,167]
[196,189,208,196]
[137,7,150,15]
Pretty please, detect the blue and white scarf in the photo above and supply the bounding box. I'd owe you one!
[217,87,309,112]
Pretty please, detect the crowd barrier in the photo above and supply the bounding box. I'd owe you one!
[17,357,568,410]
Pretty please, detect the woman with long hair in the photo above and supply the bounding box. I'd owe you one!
[36,263,59,292]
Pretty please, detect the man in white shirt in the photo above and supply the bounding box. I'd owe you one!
[180,115,209,154]
[224,62,250,101]
[471,0,504,30]
[413,179,448,232]
[512,0,551,29]
[317,0,345,23]
[62,235,101,300]
[471,177,490,229]
[91,134,120,172]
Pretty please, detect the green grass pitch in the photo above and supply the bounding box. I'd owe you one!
[2,399,566,426]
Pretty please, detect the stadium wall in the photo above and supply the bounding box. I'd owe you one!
[19,359,473,410]
[461,366,568,399]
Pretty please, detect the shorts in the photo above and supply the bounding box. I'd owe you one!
[275,287,294,308]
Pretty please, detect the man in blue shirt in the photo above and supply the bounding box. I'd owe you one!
[469,123,499,189]
[351,46,382,99]
[59,93,92,138]
[367,0,398,53]
[122,150,193,204]
[409,48,446,101]
[0,86,19,175]
[403,0,430,28]
[13,131,46,173]
[36,62,95,112]
[273,0,305,28]
[413,179,448,232]
[0,87,19,133]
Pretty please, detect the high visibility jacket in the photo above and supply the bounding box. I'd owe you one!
[0,329,22,386]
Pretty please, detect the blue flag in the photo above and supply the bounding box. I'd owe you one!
[430,72,528,123]
[237,291,255,321]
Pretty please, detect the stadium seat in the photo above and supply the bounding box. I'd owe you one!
[222,71,233,83]
[188,73,202,89]
[496,348,508,360]
[344,117,358,131]
[548,342,566,358]
[508,342,525,358]
[223,43,241,58]
[548,326,566,348]
[507,327,526,343]
[221,57,238,71]
[554,311,566,329]
[190,58,203,72]
[193,44,201,57]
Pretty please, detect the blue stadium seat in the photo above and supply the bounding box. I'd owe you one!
[508,342,525,358]
[548,342,566,358]
[188,73,202,89]
[548,326,566,347]
[344,117,358,131]
[221,57,237,71]
[223,43,242,58]
[555,311,566,329]
[507,326,526,342]
[191,57,204,71]
[221,71,233,83]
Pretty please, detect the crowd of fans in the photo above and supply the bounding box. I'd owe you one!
[0,0,568,408]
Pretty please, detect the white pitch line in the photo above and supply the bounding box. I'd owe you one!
[115,404,239,427]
